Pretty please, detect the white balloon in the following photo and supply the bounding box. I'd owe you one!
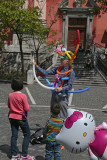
[56,108,96,153]
[33,64,55,90]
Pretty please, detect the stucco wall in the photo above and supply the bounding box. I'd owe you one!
[46,0,107,48]
[68,0,90,8]
[46,0,63,44]
[93,13,107,47]
[34,0,46,20]
[23,0,28,9]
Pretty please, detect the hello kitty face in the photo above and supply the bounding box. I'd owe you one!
[56,109,96,153]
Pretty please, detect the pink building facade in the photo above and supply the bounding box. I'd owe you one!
[6,0,107,49]
[46,0,107,49]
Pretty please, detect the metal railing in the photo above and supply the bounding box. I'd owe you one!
[92,43,107,81]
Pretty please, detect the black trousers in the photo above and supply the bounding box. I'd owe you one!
[51,92,68,120]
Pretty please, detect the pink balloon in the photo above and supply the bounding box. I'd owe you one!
[89,130,107,158]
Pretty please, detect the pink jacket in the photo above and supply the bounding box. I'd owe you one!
[8,92,29,120]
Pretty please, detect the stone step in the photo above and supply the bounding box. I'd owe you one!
[76,77,104,81]
[39,76,106,84]
[35,79,106,86]
[76,54,86,57]
[75,57,86,60]
[73,83,107,87]
[74,80,106,84]
[35,79,107,87]
[74,67,94,70]
[39,52,107,87]
[38,72,103,80]
[56,61,88,64]
[73,65,88,68]
[73,81,107,86]
[38,71,107,86]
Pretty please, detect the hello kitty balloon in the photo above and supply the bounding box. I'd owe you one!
[56,109,107,160]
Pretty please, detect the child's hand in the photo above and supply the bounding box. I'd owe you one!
[55,87,62,92]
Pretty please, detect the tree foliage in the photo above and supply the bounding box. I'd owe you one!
[94,0,107,14]
[0,0,60,70]
[0,0,42,73]
[79,0,107,14]
[25,0,62,65]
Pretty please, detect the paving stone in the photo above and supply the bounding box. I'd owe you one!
[0,82,107,160]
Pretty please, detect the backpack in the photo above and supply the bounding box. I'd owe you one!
[30,124,46,145]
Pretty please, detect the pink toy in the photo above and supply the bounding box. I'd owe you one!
[88,122,107,160]
[53,74,59,87]
[56,44,63,53]
[56,109,107,160]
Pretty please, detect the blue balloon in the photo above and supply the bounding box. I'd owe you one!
[61,77,78,80]
[68,87,90,93]
[44,77,52,87]
[61,77,69,80]
[43,76,90,93]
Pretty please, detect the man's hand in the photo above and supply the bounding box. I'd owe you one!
[55,87,62,92]
[32,61,38,68]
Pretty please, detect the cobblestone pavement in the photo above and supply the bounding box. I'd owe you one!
[0,82,107,160]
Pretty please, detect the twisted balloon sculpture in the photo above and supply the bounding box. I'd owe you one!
[33,29,90,93]
[56,30,80,64]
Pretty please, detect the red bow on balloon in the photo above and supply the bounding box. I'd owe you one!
[65,111,83,129]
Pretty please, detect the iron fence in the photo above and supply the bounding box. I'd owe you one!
[92,43,107,77]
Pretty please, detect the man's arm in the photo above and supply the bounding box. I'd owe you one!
[33,60,57,76]
[37,66,57,76]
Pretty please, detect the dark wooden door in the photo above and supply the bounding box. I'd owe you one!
[67,18,87,51]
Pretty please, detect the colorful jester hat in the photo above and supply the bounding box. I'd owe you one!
[56,30,80,65]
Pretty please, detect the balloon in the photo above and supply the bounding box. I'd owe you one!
[33,64,90,93]
[33,30,90,93]
[56,109,96,153]
[61,77,78,80]
[56,44,63,56]
[56,65,72,75]
[73,30,80,46]
[89,128,107,159]
[33,64,55,90]
[44,77,53,87]
[56,30,80,63]
[56,108,107,159]
[53,74,59,87]
[68,87,90,93]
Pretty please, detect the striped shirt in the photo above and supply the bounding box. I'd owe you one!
[44,117,63,141]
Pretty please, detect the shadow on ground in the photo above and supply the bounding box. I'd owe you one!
[0,144,45,160]
[36,155,45,160]
[0,144,11,159]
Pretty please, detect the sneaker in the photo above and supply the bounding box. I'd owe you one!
[11,154,20,160]
[20,155,35,160]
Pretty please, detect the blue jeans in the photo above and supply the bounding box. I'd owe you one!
[45,141,61,160]
[9,118,30,157]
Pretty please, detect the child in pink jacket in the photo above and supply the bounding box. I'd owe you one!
[8,78,35,160]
